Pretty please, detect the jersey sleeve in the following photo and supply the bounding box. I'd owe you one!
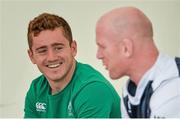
[24,84,38,118]
[73,82,121,118]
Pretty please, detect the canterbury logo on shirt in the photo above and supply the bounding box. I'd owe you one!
[36,102,46,112]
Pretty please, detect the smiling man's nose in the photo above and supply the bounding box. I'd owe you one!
[47,49,57,61]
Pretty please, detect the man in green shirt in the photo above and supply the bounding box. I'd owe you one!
[24,12,121,118]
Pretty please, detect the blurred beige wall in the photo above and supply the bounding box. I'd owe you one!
[0,0,180,117]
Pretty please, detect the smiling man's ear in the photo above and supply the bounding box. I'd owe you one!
[70,40,77,57]
[28,49,36,64]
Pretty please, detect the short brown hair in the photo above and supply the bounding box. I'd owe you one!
[27,13,73,49]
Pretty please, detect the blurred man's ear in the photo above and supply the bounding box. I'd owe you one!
[70,40,77,57]
[28,49,36,64]
[122,38,133,58]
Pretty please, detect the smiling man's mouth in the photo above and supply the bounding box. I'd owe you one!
[46,62,63,68]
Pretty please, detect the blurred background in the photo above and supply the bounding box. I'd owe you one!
[0,0,180,117]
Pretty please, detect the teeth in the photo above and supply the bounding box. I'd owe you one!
[47,63,60,68]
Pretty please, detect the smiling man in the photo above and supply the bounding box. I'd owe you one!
[24,13,121,118]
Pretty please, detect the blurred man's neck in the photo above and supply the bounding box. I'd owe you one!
[130,43,159,85]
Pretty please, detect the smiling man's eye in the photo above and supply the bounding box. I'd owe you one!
[38,49,47,53]
[35,48,47,54]
[54,46,63,51]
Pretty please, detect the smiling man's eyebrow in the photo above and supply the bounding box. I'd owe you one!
[51,43,65,47]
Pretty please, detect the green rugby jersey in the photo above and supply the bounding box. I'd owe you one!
[24,62,121,118]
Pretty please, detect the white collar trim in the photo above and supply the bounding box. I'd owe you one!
[124,53,179,105]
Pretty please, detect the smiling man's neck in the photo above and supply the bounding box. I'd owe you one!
[47,60,76,95]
